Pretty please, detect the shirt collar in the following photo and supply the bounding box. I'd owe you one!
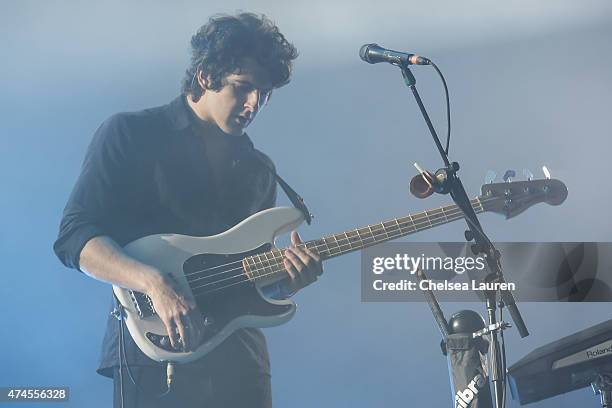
[166,95,193,131]
[166,94,256,152]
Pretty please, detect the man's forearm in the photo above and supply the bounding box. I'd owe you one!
[81,235,206,351]
[79,236,163,294]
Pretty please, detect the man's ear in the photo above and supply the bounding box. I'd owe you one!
[196,69,207,91]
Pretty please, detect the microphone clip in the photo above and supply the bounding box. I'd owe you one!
[410,162,459,198]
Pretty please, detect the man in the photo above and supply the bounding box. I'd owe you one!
[53,12,322,407]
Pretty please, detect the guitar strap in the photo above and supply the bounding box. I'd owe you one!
[254,155,313,225]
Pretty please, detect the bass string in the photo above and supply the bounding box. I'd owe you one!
[189,199,493,296]
[184,196,489,284]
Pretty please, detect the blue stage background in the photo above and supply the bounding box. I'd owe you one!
[2,1,612,406]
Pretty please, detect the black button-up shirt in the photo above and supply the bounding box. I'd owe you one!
[53,95,277,378]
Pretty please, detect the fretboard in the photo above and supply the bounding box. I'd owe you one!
[244,197,485,284]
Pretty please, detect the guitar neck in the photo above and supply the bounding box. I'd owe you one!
[307,197,485,261]
[245,198,486,284]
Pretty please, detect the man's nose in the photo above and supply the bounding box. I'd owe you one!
[245,89,264,112]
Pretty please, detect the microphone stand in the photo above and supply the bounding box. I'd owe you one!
[398,63,529,408]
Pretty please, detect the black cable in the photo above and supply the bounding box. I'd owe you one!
[119,313,139,387]
[429,61,451,155]
[115,301,173,400]
[499,305,507,408]
[427,59,512,406]
[117,315,125,408]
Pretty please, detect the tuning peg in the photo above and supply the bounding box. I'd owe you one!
[485,170,496,184]
[503,169,516,183]
[523,168,534,181]
[542,165,551,179]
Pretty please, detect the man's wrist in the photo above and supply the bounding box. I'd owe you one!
[140,266,166,295]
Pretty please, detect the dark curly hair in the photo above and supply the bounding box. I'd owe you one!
[182,12,298,101]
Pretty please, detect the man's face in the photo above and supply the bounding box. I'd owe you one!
[198,58,273,136]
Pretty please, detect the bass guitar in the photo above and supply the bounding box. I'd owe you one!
[114,177,567,363]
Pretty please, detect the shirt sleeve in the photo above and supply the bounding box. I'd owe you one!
[53,114,134,271]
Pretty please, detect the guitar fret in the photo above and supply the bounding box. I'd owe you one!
[330,234,341,255]
[255,254,266,281]
[408,214,416,231]
[342,231,352,250]
[411,213,426,232]
[261,252,276,280]
[347,230,361,249]
[428,208,444,226]
[366,225,375,243]
[274,249,285,276]
[245,256,258,280]
[321,238,331,256]
[383,220,400,236]
[308,239,328,258]
[424,210,433,228]
[355,228,365,247]
[380,222,390,240]
[394,218,403,235]
[321,236,332,254]
[290,197,493,262]
[440,206,449,223]
[358,227,374,245]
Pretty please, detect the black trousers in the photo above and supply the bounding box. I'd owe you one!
[113,364,272,408]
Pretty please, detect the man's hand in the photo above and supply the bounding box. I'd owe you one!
[282,231,323,294]
[79,236,206,352]
[145,271,206,352]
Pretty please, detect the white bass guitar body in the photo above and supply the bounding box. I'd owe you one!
[113,206,304,364]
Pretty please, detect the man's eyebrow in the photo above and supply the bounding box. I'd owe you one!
[232,78,272,90]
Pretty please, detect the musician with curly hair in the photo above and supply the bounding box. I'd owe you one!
[54,12,322,407]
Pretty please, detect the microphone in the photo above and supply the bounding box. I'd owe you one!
[359,43,430,66]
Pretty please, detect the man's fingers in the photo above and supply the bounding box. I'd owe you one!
[290,247,322,278]
[283,257,299,280]
[290,230,302,246]
[187,313,202,351]
[175,316,189,351]
[284,233,324,292]
[149,278,203,351]
[289,247,313,267]
[283,256,303,291]
[304,247,321,263]
[163,318,180,349]
[188,310,206,350]
[285,249,306,273]
[289,248,319,285]
[182,308,208,351]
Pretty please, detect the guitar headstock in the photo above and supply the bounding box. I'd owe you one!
[479,168,567,219]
